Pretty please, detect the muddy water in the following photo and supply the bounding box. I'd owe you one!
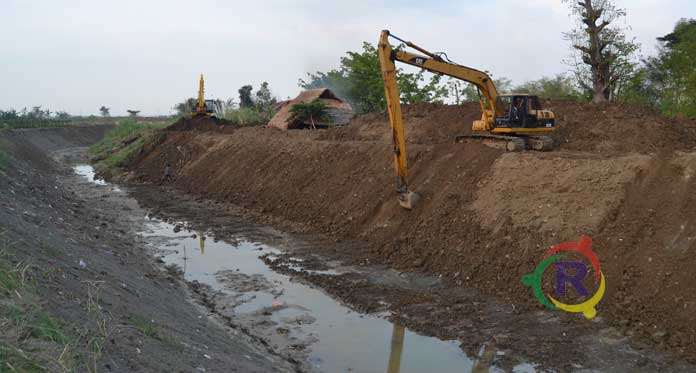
[143,220,483,373]
[73,164,107,185]
[73,164,527,372]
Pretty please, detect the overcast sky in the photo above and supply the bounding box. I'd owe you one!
[0,0,692,116]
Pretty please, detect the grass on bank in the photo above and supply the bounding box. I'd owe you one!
[0,235,74,372]
[89,118,168,169]
[0,141,10,176]
[223,107,273,125]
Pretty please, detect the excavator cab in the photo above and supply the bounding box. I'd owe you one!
[493,94,554,130]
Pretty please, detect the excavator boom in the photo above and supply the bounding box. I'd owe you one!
[378,30,555,209]
[193,74,215,117]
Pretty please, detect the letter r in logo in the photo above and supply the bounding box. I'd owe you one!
[555,261,589,297]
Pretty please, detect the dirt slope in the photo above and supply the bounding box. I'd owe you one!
[0,126,295,372]
[122,102,696,361]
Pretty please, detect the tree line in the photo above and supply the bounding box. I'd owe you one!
[298,0,695,119]
[172,81,279,124]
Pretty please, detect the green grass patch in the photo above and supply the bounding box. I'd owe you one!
[223,107,272,125]
[0,141,10,175]
[89,118,168,170]
[128,314,180,350]
[0,341,46,372]
[128,314,161,339]
[0,236,73,371]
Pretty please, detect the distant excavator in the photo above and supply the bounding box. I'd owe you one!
[192,74,216,117]
[378,30,556,209]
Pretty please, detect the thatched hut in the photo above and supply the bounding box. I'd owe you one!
[268,89,353,129]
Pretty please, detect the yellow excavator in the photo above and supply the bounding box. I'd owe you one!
[192,74,216,117]
[378,30,556,209]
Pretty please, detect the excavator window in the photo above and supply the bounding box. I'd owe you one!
[495,96,512,118]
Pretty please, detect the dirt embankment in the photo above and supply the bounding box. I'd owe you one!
[122,101,696,360]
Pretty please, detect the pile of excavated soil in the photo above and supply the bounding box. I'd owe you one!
[318,101,696,153]
[317,102,482,144]
[122,103,696,360]
[547,101,696,153]
[166,115,237,132]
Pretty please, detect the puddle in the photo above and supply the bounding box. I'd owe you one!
[73,164,122,191]
[142,219,487,373]
[73,164,106,185]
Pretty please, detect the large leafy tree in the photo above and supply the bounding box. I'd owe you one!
[654,19,696,117]
[620,18,696,118]
[300,42,448,113]
[563,0,639,103]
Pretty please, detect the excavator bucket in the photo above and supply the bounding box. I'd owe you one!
[398,191,420,210]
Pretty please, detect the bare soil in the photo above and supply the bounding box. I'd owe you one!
[116,101,696,367]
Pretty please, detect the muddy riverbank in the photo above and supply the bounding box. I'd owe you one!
[116,103,696,368]
[127,182,696,372]
[0,126,296,372]
[4,124,696,372]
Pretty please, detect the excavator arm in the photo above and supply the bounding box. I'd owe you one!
[378,30,500,209]
[195,74,207,115]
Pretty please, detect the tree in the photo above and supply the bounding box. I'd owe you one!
[255,81,277,113]
[655,19,696,117]
[55,111,70,120]
[514,74,582,100]
[25,106,51,119]
[287,99,331,130]
[618,18,696,117]
[299,42,449,113]
[99,106,110,117]
[399,72,448,104]
[127,110,140,117]
[238,85,254,108]
[449,76,512,103]
[173,98,197,116]
[563,0,639,104]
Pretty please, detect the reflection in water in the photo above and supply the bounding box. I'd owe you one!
[199,233,206,255]
[472,340,495,373]
[387,323,406,373]
[144,219,478,373]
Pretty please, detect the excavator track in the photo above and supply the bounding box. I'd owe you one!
[454,134,555,152]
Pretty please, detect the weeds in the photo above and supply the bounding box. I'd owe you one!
[85,335,105,373]
[0,342,46,372]
[223,107,272,125]
[89,118,168,170]
[129,314,160,339]
[0,141,10,175]
[128,314,180,349]
[0,236,72,371]
[83,280,104,314]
